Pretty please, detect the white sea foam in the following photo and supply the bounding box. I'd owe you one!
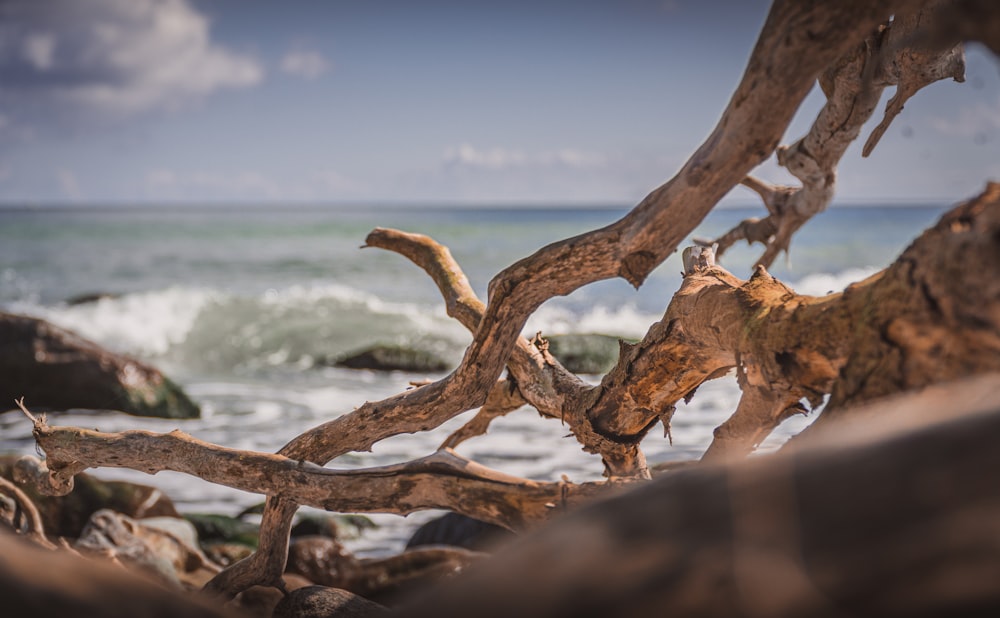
[13,286,219,356]
[524,303,661,340]
[789,267,880,297]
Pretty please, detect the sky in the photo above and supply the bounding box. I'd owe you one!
[0,0,998,206]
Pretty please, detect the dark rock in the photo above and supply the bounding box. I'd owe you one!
[0,311,200,419]
[272,586,388,618]
[0,455,179,539]
[231,574,313,618]
[285,536,359,588]
[332,344,450,373]
[292,514,340,539]
[203,542,254,567]
[64,291,121,306]
[184,513,260,549]
[74,509,205,588]
[545,333,629,374]
[406,512,513,551]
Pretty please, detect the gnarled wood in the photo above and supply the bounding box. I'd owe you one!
[699,1,965,269]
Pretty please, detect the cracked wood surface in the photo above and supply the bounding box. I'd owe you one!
[701,1,965,269]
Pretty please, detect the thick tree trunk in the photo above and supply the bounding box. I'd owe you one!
[394,374,1000,618]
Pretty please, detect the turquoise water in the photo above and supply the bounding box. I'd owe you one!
[0,203,947,553]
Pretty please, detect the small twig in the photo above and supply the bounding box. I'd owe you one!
[15,397,40,424]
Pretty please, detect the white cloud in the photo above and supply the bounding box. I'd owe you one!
[281,50,329,80]
[442,143,605,171]
[0,0,263,114]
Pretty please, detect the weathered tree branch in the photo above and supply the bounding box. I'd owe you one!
[17,422,605,530]
[700,1,965,269]
[15,0,976,603]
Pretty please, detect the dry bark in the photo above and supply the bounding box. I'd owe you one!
[698,2,965,269]
[203,0,919,596]
[394,373,1000,618]
[10,0,998,606]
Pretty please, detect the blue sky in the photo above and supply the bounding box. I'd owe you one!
[0,0,998,206]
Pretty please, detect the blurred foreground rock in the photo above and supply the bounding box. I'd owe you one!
[0,312,200,419]
[0,455,178,539]
[396,374,1000,618]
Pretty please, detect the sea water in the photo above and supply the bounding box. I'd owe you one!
[0,203,946,554]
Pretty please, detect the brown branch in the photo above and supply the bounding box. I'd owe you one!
[24,424,605,530]
[704,0,965,269]
[33,0,925,600]
[589,183,1000,460]
[0,475,56,550]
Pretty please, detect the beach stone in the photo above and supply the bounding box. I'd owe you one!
[184,513,260,549]
[231,574,313,618]
[63,291,121,306]
[75,510,221,589]
[272,586,388,618]
[286,535,360,588]
[545,333,628,374]
[0,456,179,539]
[0,311,200,419]
[332,344,450,372]
[406,512,513,551]
[203,542,254,567]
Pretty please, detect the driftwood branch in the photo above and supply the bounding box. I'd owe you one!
[395,373,1000,618]
[15,0,996,605]
[20,421,604,531]
[699,1,965,268]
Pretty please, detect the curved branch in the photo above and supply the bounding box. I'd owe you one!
[704,0,965,269]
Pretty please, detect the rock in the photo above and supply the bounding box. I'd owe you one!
[285,535,360,588]
[0,532,233,618]
[0,456,179,539]
[184,513,260,549]
[545,333,629,374]
[332,344,450,373]
[0,311,200,419]
[64,291,121,306]
[203,542,254,567]
[75,509,221,589]
[292,514,341,539]
[406,512,513,551]
[231,574,313,618]
[273,586,388,618]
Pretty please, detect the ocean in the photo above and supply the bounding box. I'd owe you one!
[0,203,946,554]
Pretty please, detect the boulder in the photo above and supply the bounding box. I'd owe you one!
[184,513,260,549]
[75,509,220,589]
[285,535,360,588]
[272,586,388,618]
[0,456,179,539]
[0,311,200,419]
[544,333,628,374]
[405,512,513,551]
[332,344,450,373]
